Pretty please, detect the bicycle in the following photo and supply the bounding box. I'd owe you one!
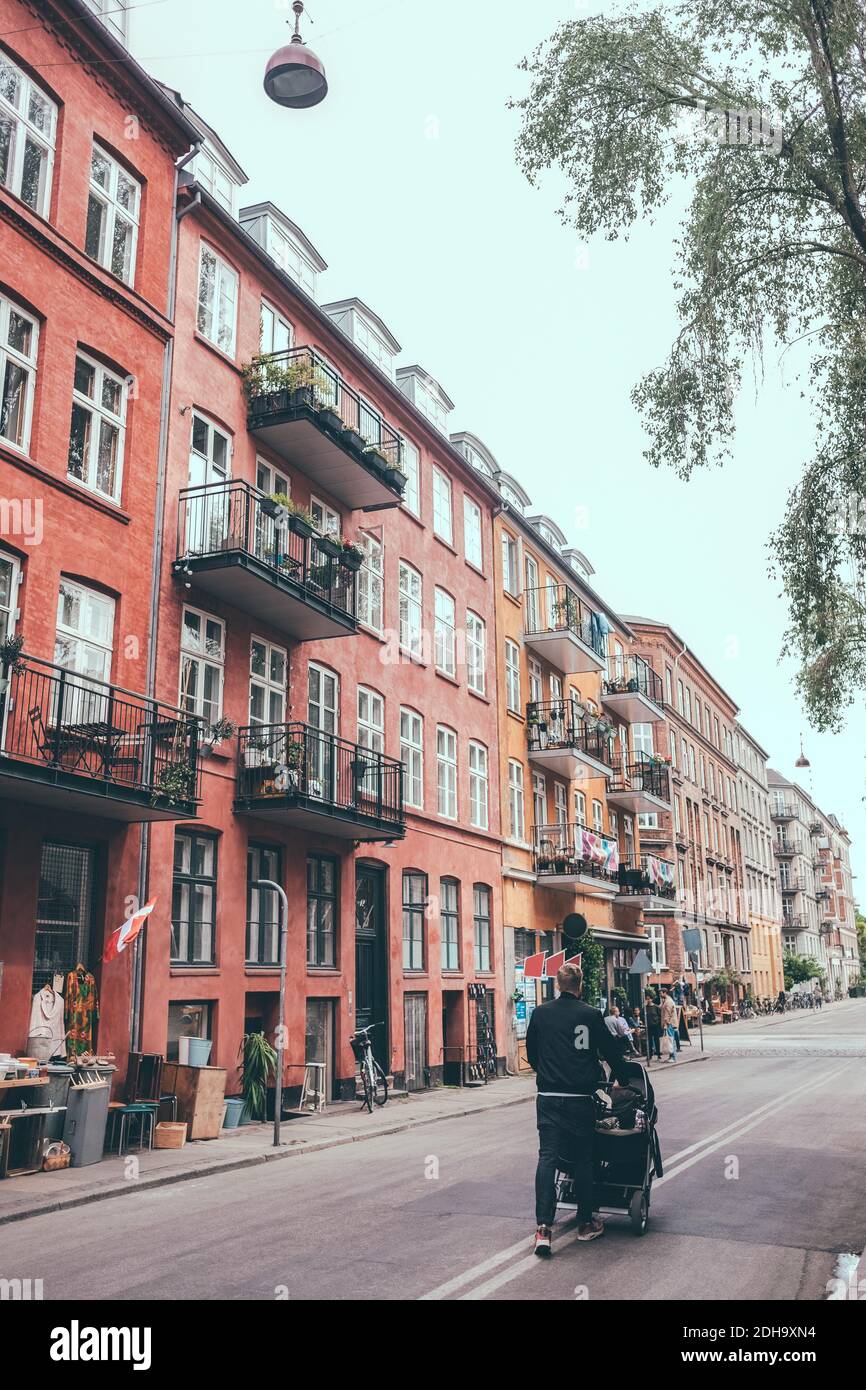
[350,1022,388,1113]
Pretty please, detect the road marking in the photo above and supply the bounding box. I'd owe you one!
[418,1062,847,1302]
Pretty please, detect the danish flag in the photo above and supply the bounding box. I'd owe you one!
[103,900,156,963]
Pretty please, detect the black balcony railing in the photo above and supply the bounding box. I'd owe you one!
[617,853,677,900]
[782,914,803,931]
[526,702,614,767]
[244,345,404,473]
[608,752,671,803]
[771,802,796,820]
[0,654,201,812]
[176,480,357,620]
[533,822,619,883]
[603,655,664,708]
[523,585,606,659]
[774,838,800,856]
[236,723,404,834]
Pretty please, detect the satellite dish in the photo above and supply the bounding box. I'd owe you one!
[562,913,588,947]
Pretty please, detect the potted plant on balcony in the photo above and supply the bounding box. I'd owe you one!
[332,536,364,572]
[341,420,367,454]
[242,356,315,411]
[151,759,196,808]
[317,398,344,433]
[0,633,25,693]
[363,442,391,471]
[316,532,342,561]
[201,716,237,756]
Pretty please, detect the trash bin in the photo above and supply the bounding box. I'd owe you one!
[63,1080,110,1166]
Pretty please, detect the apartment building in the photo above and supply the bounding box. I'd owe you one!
[768,771,858,994]
[623,620,751,998]
[734,724,784,999]
[0,0,200,1054]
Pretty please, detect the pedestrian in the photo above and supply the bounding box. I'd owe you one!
[775,989,786,1014]
[660,987,680,1060]
[525,962,633,1257]
[644,991,663,1059]
[814,987,823,1010]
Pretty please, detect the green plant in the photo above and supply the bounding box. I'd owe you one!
[208,716,237,743]
[578,930,605,1010]
[242,355,315,399]
[267,493,316,530]
[0,633,25,675]
[238,1030,278,1121]
[152,760,196,807]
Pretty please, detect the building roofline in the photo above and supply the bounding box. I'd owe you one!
[623,615,740,713]
[396,363,455,411]
[321,297,402,355]
[238,201,328,272]
[734,720,771,762]
[156,83,248,182]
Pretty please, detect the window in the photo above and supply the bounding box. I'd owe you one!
[197,242,238,355]
[357,531,383,633]
[528,657,543,705]
[193,143,236,213]
[180,606,224,726]
[67,353,127,502]
[524,554,539,629]
[533,772,546,829]
[505,639,521,713]
[684,687,692,725]
[0,52,56,216]
[307,855,337,967]
[463,495,483,569]
[246,844,281,964]
[399,561,423,659]
[249,638,286,726]
[592,799,603,833]
[554,782,568,826]
[171,831,217,964]
[508,759,525,840]
[665,667,673,705]
[463,609,486,696]
[432,467,453,543]
[260,299,293,355]
[0,553,18,642]
[437,724,458,819]
[310,495,340,539]
[357,686,384,759]
[0,292,37,453]
[440,878,460,971]
[35,841,94,988]
[402,871,427,970]
[85,144,139,283]
[473,885,492,972]
[400,707,424,808]
[677,679,684,715]
[55,579,114,680]
[469,740,489,829]
[632,722,654,758]
[502,531,519,596]
[401,439,420,516]
[575,789,586,827]
[434,587,456,677]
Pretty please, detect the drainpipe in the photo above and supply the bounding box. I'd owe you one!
[131,146,201,1052]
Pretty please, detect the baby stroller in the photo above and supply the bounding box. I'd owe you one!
[555,1061,662,1235]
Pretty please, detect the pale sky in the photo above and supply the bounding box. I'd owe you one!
[127,0,863,887]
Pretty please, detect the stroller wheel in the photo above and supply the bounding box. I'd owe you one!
[629,1189,648,1235]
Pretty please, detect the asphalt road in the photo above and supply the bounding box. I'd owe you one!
[3,1000,864,1301]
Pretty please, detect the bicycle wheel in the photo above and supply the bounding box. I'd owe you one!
[360,1061,374,1113]
[372,1061,388,1107]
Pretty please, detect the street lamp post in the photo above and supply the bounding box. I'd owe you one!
[255,879,289,1147]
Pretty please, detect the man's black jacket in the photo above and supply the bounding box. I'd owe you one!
[525,993,632,1093]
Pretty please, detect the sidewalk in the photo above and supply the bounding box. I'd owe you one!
[0,1051,708,1225]
[0,1075,536,1226]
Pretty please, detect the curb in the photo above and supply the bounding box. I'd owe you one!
[0,1089,535,1228]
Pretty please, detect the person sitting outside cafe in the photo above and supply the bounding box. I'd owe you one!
[603,1005,637,1058]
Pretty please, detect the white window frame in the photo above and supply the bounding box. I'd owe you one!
[505,639,521,713]
[357,686,385,756]
[463,494,483,570]
[0,291,38,454]
[249,636,287,727]
[86,142,140,284]
[399,560,423,660]
[574,789,586,828]
[401,438,420,516]
[592,799,603,833]
[469,740,489,830]
[179,605,225,726]
[502,531,519,596]
[260,299,294,355]
[533,771,546,829]
[466,610,486,695]
[55,578,114,681]
[357,530,384,634]
[432,466,453,544]
[554,782,568,827]
[508,759,525,842]
[197,241,238,357]
[400,707,424,809]
[67,351,127,503]
[0,52,56,217]
[434,587,456,677]
[437,724,458,820]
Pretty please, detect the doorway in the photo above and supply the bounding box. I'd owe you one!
[403,992,428,1091]
[354,866,389,1072]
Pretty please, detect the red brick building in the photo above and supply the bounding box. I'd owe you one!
[0,0,199,1060]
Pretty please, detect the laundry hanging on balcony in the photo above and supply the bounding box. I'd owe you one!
[580,828,619,874]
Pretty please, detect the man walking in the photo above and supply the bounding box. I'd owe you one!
[660,986,680,1060]
[525,962,633,1256]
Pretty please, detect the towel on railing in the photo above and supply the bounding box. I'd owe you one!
[580,829,619,873]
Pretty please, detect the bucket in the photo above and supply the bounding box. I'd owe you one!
[178,1035,191,1065]
[222,1097,245,1130]
[187,1038,212,1067]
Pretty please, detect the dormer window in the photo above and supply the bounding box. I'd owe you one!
[396,367,453,436]
[537,523,560,551]
[240,204,326,301]
[267,221,318,296]
[500,482,525,512]
[84,0,129,45]
[192,142,238,215]
[323,299,399,379]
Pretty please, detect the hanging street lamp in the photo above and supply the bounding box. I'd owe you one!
[264,2,328,110]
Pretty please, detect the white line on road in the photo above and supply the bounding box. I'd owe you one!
[418,1062,848,1302]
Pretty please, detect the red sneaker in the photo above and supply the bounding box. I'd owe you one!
[534,1225,552,1258]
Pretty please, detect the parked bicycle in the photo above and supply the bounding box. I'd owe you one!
[350,1022,388,1113]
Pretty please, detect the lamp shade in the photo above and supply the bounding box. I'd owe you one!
[264,41,328,108]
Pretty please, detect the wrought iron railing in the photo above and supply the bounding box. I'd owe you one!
[774,837,800,855]
[244,345,404,471]
[526,701,614,767]
[176,480,357,618]
[532,822,619,882]
[617,853,677,899]
[608,752,671,802]
[0,654,201,807]
[603,655,664,708]
[236,722,404,829]
[771,802,797,820]
[523,584,606,659]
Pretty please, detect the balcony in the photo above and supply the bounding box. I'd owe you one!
[523,585,606,674]
[782,914,804,932]
[771,802,796,821]
[606,753,671,814]
[174,481,358,641]
[244,347,405,511]
[526,702,613,779]
[781,876,807,894]
[533,822,619,895]
[235,723,405,842]
[774,838,800,857]
[601,656,664,722]
[615,853,678,904]
[0,655,201,821]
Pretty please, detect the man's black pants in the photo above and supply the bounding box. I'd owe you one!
[535,1094,596,1227]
